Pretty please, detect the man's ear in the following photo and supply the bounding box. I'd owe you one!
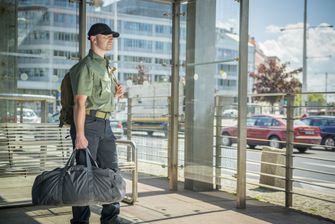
[89,36,95,43]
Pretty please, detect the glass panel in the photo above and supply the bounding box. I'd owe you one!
[0,0,79,206]
[86,0,173,178]
[0,0,79,124]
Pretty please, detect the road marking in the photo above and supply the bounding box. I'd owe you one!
[303,162,335,169]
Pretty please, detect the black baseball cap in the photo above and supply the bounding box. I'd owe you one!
[87,23,120,39]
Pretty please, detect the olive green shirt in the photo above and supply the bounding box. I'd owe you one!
[70,50,117,112]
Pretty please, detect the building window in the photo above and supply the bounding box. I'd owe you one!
[89,17,112,26]
[155,24,171,36]
[54,13,77,26]
[218,79,237,87]
[218,64,237,74]
[24,30,49,42]
[54,32,78,42]
[154,74,169,82]
[124,21,152,34]
[123,72,137,80]
[54,50,78,59]
[154,58,171,65]
[124,56,152,63]
[53,69,67,79]
[155,41,164,51]
[124,39,152,51]
[217,48,238,59]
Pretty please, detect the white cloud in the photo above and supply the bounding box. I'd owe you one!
[216,19,239,33]
[258,23,335,92]
[265,25,281,34]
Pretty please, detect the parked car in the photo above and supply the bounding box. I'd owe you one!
[16,108,41,123]
[301,116,335,150]
[221,114,321,153]
[110,119,124,139]
[123,117,168,136]
[222,109,238,118]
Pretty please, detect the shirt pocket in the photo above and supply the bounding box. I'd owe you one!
[100,76,112,97]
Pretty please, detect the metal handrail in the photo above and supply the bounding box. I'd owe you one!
[116,139,138,204]
[214,93,335,211]
[0,124,138,208]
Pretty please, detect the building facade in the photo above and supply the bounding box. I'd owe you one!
[3,0,255,115]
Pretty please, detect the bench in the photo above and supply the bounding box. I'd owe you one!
[0,123,137,204]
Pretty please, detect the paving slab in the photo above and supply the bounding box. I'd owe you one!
[0,176,333,224]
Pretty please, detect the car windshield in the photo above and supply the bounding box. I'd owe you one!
[294,120,307,125]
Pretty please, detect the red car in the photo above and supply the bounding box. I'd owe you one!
[221,114,321,153]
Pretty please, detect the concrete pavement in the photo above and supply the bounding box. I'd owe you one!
[0,175,334,224]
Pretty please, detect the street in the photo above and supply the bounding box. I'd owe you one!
[129,132,335,194]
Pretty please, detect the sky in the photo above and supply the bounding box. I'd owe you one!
[216,0,335,93]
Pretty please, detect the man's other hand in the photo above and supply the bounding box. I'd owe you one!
[115,84,124,98]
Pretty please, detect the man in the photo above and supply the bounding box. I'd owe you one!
[69,23,124,224]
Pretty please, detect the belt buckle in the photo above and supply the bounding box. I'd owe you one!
[96,111,108,119]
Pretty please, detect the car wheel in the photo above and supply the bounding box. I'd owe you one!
[322,136,335,150]
[222,132,232,146]
[268,136,282,149]
[248,144,256,149]
[296,147,307,153]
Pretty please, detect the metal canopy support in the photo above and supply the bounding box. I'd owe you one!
[79,0,86,59]
[236,0,249,209]
[168,0,180,191]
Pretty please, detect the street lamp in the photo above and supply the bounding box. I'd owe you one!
[280,0,333,109]
[302,0,307,108]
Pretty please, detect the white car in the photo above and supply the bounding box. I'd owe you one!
[222,109,238,118]
[17,108,41,123]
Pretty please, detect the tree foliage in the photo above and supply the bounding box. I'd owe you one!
[308,94,326,105]
[132,63,149,85]
[249,60,302,106]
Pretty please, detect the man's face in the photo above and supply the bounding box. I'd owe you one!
[93,34,113,51]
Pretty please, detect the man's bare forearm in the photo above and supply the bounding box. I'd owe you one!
[74,104,86,136]
[73,95,88,149]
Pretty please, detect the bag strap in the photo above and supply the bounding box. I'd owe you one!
[64,150,76,169]
[85,148,99,168]
[64,148,99,170]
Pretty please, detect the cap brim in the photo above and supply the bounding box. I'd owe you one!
[88,32,120,40]
[112,32,120,38]
[100,31,119,38]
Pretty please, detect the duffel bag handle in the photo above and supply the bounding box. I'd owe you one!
[64,148,99,171]
[85,148,99,168]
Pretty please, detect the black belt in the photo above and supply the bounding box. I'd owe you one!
[86,110,110,119]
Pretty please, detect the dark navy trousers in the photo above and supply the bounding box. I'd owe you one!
[70,116,120,224]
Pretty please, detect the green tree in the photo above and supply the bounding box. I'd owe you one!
[133,63,149,85]
[250,60,302,106]
[308,94,326,105]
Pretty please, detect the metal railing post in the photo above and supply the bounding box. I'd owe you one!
[116,139,138,204]
[215,96,223,190]
[285,94,294,207]
[127,98,133,162]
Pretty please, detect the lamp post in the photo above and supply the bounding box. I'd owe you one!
[302,0,307,108]
[280,0,333,110]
